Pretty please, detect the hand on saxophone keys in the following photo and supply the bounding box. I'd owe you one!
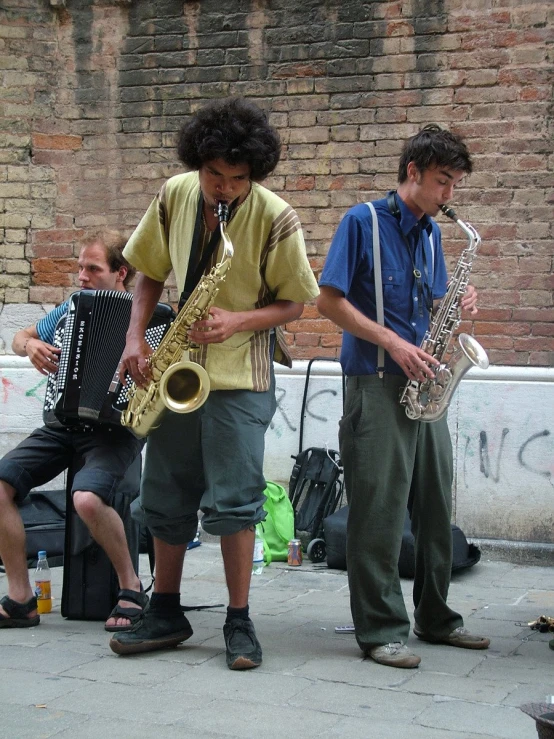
[188,306,241,344]
[385,333,440,382]
[120,337,154,388]
[460,283,478,315]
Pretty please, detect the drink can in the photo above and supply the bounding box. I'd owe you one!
[288,539,302,566]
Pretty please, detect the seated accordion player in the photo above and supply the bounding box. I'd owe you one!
[43,290,174,430]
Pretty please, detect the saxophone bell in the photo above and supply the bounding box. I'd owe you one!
[417,333,489,422]
[158,359,210,414]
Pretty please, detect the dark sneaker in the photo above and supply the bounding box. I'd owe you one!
[368,642,421,668]
[109,609,193,655]
[223,618,262,670]
[414,624,490,650]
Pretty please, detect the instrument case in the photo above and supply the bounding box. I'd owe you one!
[61,454,141,620]
[323,505,481,576]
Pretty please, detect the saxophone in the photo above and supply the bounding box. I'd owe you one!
[399,204,489,422]
[121,201,233,437]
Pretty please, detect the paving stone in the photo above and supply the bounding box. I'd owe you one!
[0,543,551,738]
[319,714,498,739]
[0,703,88,739]
[417,697,537,739]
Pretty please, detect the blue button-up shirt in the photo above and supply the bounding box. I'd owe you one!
[319,195,448,377]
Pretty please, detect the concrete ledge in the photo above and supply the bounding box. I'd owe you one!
[1,355,553,552]
[472,538,554,566]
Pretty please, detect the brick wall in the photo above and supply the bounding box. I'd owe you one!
[0,0,552,366]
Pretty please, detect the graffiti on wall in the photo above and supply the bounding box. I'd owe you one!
[2,362,553,501]
[270,385,343,438]
[462,427,553,488]
[0,370,47,431]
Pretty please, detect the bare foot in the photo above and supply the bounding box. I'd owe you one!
[104,582,147,631]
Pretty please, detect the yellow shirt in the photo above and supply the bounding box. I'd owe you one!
[124,172,319,391]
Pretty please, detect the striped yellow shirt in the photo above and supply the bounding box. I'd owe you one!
[124,172,319,391]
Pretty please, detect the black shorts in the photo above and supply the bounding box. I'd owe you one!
[0,425,143,506]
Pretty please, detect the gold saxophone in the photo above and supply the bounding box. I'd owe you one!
[399,204,489,422]
[121,201,234,437]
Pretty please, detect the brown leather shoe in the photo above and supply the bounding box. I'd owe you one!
[414,624,490,649]
[368,642,421,668]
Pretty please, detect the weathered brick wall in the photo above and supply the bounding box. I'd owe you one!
[1,0,552,365]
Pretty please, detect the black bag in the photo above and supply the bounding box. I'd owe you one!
[322,503,348,570]
[397,511,481,578]
[0,489,67,570]
[61,454,141,621]
[323,505,481,577]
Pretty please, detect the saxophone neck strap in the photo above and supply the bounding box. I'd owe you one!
[387,190,400,219]
[386,190,434,318]
[178,194,238,311]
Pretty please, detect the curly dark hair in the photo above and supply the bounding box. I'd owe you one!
[176,97,281,181]
[398,124,473,183]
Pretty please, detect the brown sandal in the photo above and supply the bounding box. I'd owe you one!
[0,595,40,628]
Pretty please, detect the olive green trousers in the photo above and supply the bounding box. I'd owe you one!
[339,374,463,652]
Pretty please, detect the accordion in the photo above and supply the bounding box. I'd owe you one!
[43,289,174,429]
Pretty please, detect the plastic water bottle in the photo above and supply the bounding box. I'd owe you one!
[252,528,264,575]
[34,551,52,614]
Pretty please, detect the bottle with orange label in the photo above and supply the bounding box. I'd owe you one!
[34,551,52,614]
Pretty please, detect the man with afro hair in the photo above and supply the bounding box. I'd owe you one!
[111,97,319,670]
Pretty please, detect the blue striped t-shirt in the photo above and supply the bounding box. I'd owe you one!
[36,301,68,344]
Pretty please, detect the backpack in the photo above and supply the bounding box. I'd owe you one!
[258,481,295,564]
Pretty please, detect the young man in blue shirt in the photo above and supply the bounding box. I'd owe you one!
[317,125,490,668]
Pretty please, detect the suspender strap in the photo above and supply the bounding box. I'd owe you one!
[366,202,385,378]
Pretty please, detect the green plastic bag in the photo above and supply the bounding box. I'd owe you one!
[258,481,294,565]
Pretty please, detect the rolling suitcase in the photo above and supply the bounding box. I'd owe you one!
[289,357,345,562]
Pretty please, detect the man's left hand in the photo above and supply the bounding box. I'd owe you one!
[460,284,478,315]
[188,307,242,344]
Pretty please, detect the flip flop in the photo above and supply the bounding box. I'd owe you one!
[104,586,149,632]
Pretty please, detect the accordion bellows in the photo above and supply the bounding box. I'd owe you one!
[43,289,174,429]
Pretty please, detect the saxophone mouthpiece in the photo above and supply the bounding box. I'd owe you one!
[440,204,458,221]
[217,201,230,224]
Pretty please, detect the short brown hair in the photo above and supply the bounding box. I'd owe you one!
[79,229,136,287]
[398,124,473,183]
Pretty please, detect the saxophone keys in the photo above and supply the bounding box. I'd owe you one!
[426,368,450,400]
[428,383,444,401]
[435,367,452,386]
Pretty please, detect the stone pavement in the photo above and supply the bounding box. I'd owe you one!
[0,544,552,739]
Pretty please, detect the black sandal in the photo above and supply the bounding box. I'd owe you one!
[0,595,40,628]
[104,587,149,632]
